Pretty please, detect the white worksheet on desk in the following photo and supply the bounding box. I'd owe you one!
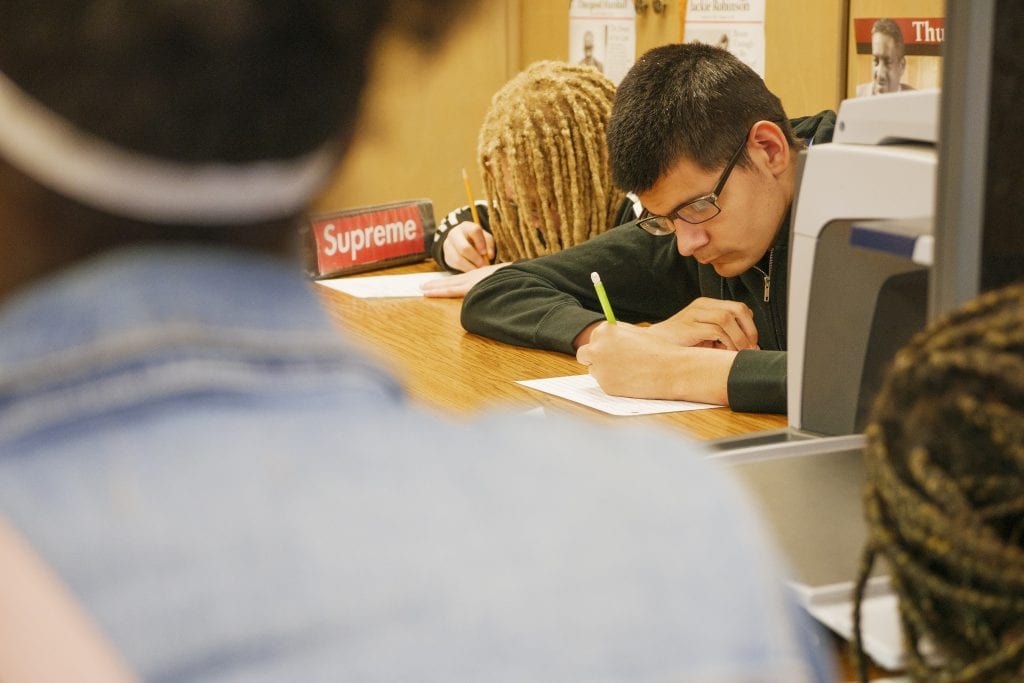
[517,373,721,416]
[316,272,451,298]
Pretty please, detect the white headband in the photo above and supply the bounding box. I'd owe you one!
[0,71,339,224]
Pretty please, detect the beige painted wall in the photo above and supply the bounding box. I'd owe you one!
[315,0,514,217]
[764,1,846,116]
[318,1,853,219]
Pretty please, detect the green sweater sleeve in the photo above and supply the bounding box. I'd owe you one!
[727,349,787,414]
[462,218,790,414]
[461,222,699,354]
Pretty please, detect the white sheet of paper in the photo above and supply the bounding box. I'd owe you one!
[517,373,720,416]
[316,272,451,298]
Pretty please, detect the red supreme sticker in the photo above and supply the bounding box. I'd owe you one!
[307,199,434,277]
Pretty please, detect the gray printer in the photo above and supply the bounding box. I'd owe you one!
[787,89,939,436]
[709,90,941,672]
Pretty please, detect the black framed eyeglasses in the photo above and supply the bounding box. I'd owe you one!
[636,130,749,236]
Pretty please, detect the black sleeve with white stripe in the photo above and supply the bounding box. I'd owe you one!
[430,201,491,272]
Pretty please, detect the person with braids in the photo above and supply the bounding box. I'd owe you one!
[421,60,636,298]
[462,43,836,413]
[854,282,1024,682]
[0,1,835,680]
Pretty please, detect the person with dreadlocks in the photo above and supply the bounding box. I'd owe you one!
[853,282,1024,682]
[420,60,636,298]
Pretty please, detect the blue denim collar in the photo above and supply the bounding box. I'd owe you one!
[0,245,401,443]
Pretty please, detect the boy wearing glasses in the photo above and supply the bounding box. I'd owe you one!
[461,43,835,414]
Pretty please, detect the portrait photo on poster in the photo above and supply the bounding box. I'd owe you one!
[567,0,635,85]
[851,16,945,98]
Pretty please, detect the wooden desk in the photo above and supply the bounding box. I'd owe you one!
[315,263,786,441]
[314,262,895,681]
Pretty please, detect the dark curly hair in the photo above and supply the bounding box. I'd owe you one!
[855,282,1024,682]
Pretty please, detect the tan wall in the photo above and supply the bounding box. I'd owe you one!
[316,0,514,217]
[317,1,854,219]
[519,2,569,66]
[765,1,846,117]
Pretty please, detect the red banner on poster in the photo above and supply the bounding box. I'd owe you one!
[854,17,945,57]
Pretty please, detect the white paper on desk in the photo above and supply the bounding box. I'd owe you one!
[316,272,451,298]
[517,373,720,416]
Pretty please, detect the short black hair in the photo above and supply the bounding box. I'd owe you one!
[607,42,795,193]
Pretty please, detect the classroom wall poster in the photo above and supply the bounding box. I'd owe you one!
[851,16,944,98]
[683,0,766,77]
[568,0,636,86]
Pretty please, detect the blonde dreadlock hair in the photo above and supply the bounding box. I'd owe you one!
[854,282,1024,682]
[477,60,624,262]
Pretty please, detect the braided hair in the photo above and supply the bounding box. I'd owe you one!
[854,282,1024,682]
[477,60,625,262]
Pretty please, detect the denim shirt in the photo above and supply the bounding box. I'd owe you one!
[0,246,833,682]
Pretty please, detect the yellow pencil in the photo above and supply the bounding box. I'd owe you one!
[590,271,617,324]
[461,167,488,265]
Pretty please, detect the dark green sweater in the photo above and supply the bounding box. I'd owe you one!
[461,111,836,414]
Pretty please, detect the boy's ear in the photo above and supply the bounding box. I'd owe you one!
[747,120,790,176]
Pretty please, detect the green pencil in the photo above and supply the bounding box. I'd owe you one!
[590,271,617,324]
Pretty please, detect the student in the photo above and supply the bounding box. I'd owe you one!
[0,2,832,681]
[854,282,1024,682]
[421,60,636,298]
[461,43,836,414]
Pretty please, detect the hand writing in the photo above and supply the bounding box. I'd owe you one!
[576,321,735,406]
[442,221,496,272]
